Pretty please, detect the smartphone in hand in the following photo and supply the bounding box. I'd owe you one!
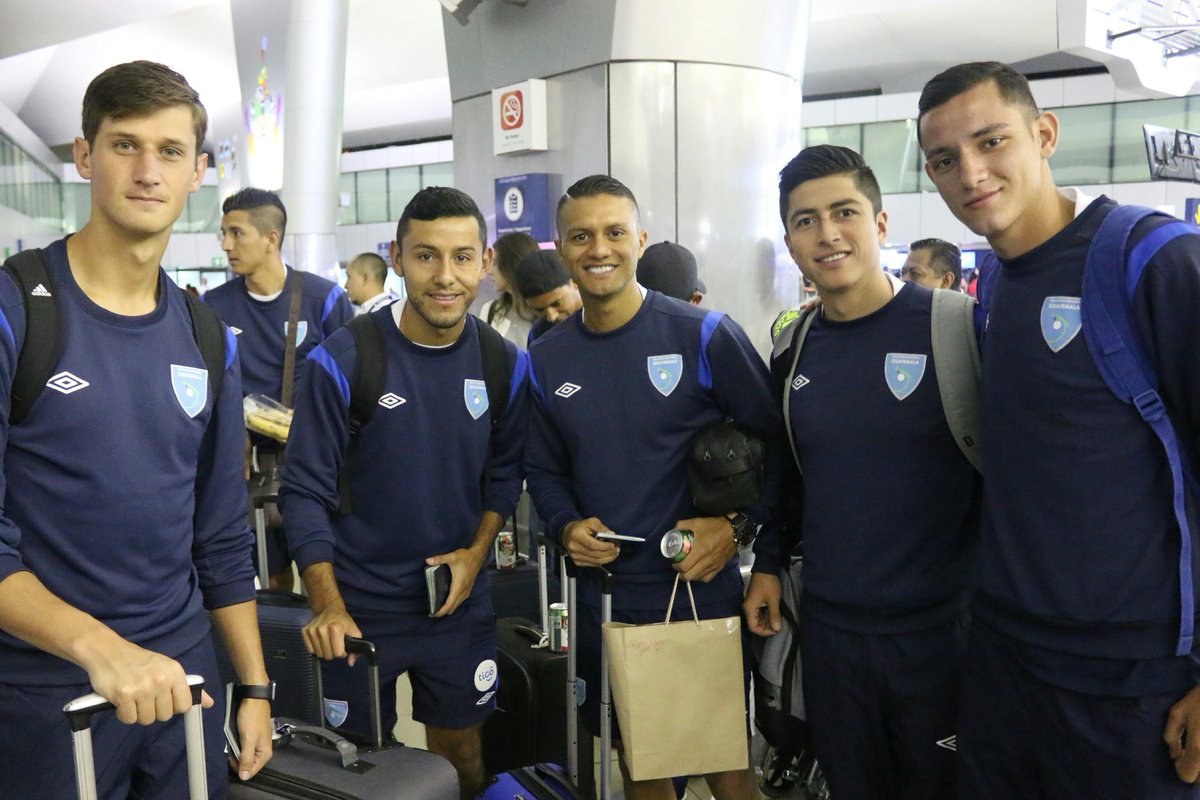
[425,563,452,615]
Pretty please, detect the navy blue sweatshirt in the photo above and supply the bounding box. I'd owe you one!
[0,238,256,685]
[203,267,352,402]
[979,196,1200,693]
[525,291,784,611]
[778,283,980,633]
[279,308,529,615]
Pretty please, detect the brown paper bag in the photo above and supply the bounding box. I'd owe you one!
[602,577,748,781]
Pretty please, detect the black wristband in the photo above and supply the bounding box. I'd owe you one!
[234,682,276,702]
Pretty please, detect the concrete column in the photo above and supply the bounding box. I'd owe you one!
[443,0,810,355]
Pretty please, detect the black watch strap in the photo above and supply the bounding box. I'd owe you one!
[726,512,756,547]
[234,682,276,702]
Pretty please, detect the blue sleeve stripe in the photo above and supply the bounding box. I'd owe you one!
[308,345,350,407]
[1127,222,1199,300]
[698,310,724,391]
[223,327,238,371]
[509,349,530,407]
[322,285,347,324]
[528,354,545,403]
[0,308,13,352]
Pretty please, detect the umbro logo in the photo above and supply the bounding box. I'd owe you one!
[555,383,581,399]
[46,371,89,395]
[476,690,496,706]
[936,735,957,752]
[792,374,810,390]
[30,284,51,298]
[230,326,243,336]
[378,393,406,409]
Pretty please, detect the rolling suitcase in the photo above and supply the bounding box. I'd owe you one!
[482,538,592,797]
[65,674,209,800]
[228,636,459,799]
[211,491,323,725]
[483,559,613,800]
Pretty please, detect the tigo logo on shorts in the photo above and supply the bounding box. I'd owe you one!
[474,659,498,691]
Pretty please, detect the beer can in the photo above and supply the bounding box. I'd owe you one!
[661,529,694,563]
[495,531,517,570]
[548,603,569,651]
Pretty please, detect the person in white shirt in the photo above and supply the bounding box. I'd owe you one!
[345,252,398,315]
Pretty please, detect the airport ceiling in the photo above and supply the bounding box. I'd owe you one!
[0,0,1088,156]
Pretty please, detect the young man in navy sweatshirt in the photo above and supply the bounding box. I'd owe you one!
[919,61,1200,799]
[749,144,981,799]
[204,187,353,590]
[525,174,782,800]
[0,61,273,798]
[279,187,529,800]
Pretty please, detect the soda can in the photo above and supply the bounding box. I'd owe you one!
[661,529,694,563]
[495,531,517,570]
[548,603,569,651]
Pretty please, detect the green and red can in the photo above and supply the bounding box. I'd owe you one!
[660,529,694,563]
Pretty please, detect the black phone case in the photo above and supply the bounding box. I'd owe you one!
[426,564,451,614]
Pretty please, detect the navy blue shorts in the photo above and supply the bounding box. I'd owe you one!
[799,614,966,800]
[959,621,1200,800]
[574,590,752,746]
[321,595,497,736]
[0,634,229,800]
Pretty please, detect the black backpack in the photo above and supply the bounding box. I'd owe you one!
[337,311,511,512]
[1,249,226,425]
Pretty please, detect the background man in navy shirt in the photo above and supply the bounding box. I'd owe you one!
[514,248,582,345]
[525,174,782,800]
[204,187,353,590]
[919,61,1200,799]
[280,187,528,800]
[0,60,272,799]
[749,144,979,799]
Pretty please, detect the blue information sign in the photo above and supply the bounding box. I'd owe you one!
[495,173,556,242]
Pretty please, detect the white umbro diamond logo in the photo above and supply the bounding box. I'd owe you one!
[46,371,89,395]
[30,284,51,297]
[555,383,581,398]
[230,326,243,336]
[378,393,406,409]
[936,735,957,752]
[792,375,810,390]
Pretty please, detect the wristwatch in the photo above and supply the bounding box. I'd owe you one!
[725,512,756,547]
[234,682,276,703]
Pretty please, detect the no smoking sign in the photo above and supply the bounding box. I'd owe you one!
[500,90,524,131]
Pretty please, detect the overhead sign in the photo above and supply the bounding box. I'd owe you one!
[1187,198,1200,225]
[492,79,548,155]
[495,173,556,242]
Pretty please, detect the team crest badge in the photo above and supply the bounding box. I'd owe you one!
[285,320,308,346]
[647,354,683,397]
[464,379,490,420]
[324,698,349,728]
[885,353,927,401]
[170,364,208,418]
[1040,296,1081,352]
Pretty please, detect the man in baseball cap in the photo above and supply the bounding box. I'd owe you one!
[637,241,707,305]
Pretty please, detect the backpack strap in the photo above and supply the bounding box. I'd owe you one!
[930,289,982,472]
[476,319,510,428]
[339,312,388,514]
[774,307,819,477]
[1081,203,1200,656]
[2,249,60,426]
[182,291,227,406]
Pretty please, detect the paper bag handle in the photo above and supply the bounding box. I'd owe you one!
[664,575,701,626]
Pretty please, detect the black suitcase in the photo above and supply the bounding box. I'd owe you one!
[228,637,459,800]
[482,541,595,798]
[489,555,561,620]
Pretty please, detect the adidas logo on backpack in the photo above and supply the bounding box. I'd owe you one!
[30,284,51,297]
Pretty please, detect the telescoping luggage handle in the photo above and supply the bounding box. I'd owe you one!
[64,674,208,800]
[252,491,277,588]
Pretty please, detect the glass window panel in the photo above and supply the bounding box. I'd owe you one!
[803,125,862,153]
[355,169,388,224]
[421,162,454,189]
[1048,104,1114,186]
[338,173,357,226]
[863,119,922,194]
[388,166,421,218]
[1114,97,1189,183]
